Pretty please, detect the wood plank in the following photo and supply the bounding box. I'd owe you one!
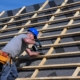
[0,11,5,17]
[39,31,80,40]
[17,63,80,70]
[31,0,69,78]
[39,22,80,32]
[18,0,49,33]
[0,30,80,40]
[37,4,79,68]
[0,7,80,26]
[0,19,80,38]
[0,14,80,32]
[1,39,80,48]
[72,67,80,76]
[16,76,80,80]
[16,0,49,56]
[0,1,79,21]
[1,6,26,30]
[42,41,80,48]
[16,51,80,60]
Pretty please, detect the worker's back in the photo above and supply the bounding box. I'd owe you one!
[2,34,28,58]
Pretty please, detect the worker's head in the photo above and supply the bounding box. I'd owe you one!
[27,28,39,40]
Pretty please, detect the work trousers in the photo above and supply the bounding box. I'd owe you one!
[0,61,18,80]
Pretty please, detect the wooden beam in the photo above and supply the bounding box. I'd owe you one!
[37,2,79,70]
[0,1,79,21]
[1,6,26,30]
[39,31,80,40]
[0,20,80,33]
[16,76,80,80]
[31,0,68,78]
[16,51,80,60]
[30,7,80,80]
[72,67,80,76]
[17,63,80,70]
[18,0,49,34]
[16,0,49,56]
[0,8,80,26]
[0,39,80,48]
[1,12,80,32]
[39,22,80,32]
[0,30,80,40]
[0,11,5,17]
[42,41,80,48]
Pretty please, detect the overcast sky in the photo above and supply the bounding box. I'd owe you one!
[0,0,46,12]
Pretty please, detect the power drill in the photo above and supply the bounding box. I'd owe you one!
[32,39,44,55]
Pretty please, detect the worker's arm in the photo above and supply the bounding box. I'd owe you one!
[26,48,39,57]
[23,38,39,57]
[23,38,35,44]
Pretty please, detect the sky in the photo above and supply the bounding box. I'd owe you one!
[0,0,46,12]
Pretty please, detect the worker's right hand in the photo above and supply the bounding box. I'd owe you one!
[30,51,39,57]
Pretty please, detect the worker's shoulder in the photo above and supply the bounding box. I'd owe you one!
[17,34,28,39]
[17,34,26,36]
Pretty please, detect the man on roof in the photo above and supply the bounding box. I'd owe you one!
[0,28,40,80]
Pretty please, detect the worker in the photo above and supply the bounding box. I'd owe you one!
[0,28,39,80]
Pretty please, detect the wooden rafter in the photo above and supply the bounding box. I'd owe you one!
[31,0,69,78]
